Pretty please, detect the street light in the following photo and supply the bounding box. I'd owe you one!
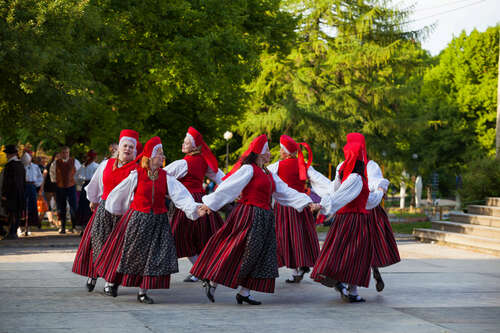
[224,131,233,172]
[328,142,337,179]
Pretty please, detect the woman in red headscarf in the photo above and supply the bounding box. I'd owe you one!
[72,130,140,295]
[190,135,319,305]
[94,137,208,304]
[164,127,225,282]
[311,139,385,303]
[267,135,330,283]
[345,133,399,292]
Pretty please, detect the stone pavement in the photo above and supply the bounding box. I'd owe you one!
[0,241,499,333]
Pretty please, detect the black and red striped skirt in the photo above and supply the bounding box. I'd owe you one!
[274,203,319,268]
[95,209,178,289]
[311,212,372,287]
[368,205,400,267]
[190,203,278,293]
[170,192,224,258]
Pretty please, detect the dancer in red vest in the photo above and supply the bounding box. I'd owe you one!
[190,134,319,305]
[72,129,140,296]
[345,133,399,292]
[164,127,225,282]
[94,137,208,304]
[311,139,385,303]
[267,135,326,283]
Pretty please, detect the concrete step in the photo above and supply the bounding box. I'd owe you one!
[413,228,500,256]
[431,221,500,239]
[486,197,500,207]
[467,205,500,217]
[449,212,500,228]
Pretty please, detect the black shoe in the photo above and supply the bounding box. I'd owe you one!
[299,267,311,275]
[86,278,97,292]
[286,275,303,283]
[4,234,19,240]
[202,279,215,303]
[183,274,199,282]
[236,293,261,305]
[137,293,154,304]
[58,229,66,234]
[373,268,385,292]
[103,284,118,297]
[347,294,366,303]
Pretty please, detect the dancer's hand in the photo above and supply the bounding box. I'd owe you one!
[198,204,211,217]
[308,203,321,212]
[89,202,99,212]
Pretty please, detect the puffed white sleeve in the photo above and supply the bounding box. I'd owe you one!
[85,161,106,203]
[320,173,363,216]
[49,162,57,183]
[307,166,334,198]
[366,190,385,210]
[164,159,188,179]
[105,170,138,215]
[167,175,201,221]
[367,160,390,192]
[266,161,279,174]
[74,159,82,170]
[272,174,312,212]
[205,168,226,185]
[202,165,254,212]
[332,162,343,192]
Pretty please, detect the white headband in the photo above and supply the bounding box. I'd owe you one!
[186,133,199,148]
[151,144,163,158]
[261,142,269,155]
[119,136,137,148]
[280,143,291,154]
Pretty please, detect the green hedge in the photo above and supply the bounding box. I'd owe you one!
[459,157,500,206]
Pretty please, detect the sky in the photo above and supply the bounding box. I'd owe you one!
[404,0,500,55]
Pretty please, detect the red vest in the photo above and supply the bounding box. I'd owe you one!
[179,154,207,193]
[56,158,76,188]
[239,164,276,210]
[101,158,137,201]
[130,167,168,214]
[337,174,369,214]
[277,158,306,193]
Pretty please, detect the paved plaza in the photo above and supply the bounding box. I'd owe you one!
[0,238,499,333]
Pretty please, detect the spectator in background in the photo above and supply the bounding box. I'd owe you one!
[20,150,43,235]
[50,146,81,234]
[1,145,25,239]
[107,143,118,159]
[74,150,99,234]
[43,153,59,228]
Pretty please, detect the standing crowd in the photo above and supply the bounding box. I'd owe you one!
[2,127,400,305]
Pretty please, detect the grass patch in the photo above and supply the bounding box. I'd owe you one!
[316,225,330,233]
[390,221,431,234]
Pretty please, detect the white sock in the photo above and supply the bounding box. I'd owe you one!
[349,284,358,296]
[210,281,218,288]
[87,278,96,285]
[139,288,148,295]
[238,287,250,297]
[188,255,198,265]
[291,268,300,277]
[190,275,199,281]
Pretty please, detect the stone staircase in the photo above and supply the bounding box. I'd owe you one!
[413,197,500,256]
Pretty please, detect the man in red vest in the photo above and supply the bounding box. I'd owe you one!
[50,146,81,234]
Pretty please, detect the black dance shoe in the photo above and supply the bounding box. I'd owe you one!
[373,268,385,292]
[137,293,154,304]
[347,294,366,303]
[202,280,215,303]
[285,275,303,283]
[103,284,118,297]
[236,293,261,305]
[183,274,198,282]
[86,278,97,292]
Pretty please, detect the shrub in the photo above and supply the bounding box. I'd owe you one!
[459,157,500,206]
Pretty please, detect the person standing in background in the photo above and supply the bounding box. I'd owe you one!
[20,150,43,235]
[1,145,25,239]
[74,150,99,234]
[50,146,81,234]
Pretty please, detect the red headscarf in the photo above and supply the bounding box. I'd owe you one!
[186,127,218,173]
[338,142,367,183]
[346,132,367,163]
[280,135,313,181]
[222,134,268,180]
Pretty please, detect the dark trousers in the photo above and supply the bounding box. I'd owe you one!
[56,186,77,231]
[24,183,40,228]
[75,181,92,228]
[7,211,21,237]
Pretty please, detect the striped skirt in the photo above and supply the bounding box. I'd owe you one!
[95,209,178,289]
[368,205,400,267]
[190,203,278,293]
[170,192,224,258]
[72,201,120,278]
[274,203,319,268]
[311,213,372,287]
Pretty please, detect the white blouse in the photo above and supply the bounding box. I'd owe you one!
[74,162,99,185]
[84,160,108,204]
[164,159,225,184]
[267,162,334,198]
[104,170,201,220]
[202,164,312,212]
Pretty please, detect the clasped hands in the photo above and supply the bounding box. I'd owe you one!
[308,203,322,212]
[197,204,212,217]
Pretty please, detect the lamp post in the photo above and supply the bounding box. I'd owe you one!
[223,131,233,172]
[328,142,337,179]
